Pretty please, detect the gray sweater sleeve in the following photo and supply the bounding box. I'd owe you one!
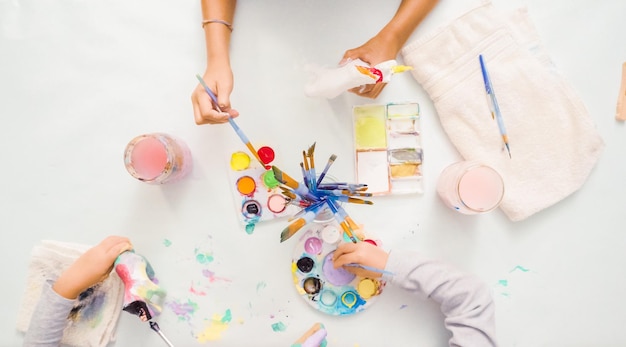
[23,280,75,347]
[385,249,497,347]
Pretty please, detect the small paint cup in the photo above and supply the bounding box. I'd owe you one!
[124,133,192,184]
[436,161,504,214]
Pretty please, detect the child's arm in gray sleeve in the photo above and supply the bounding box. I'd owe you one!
[23,280,75,347]
[385,249,497,347]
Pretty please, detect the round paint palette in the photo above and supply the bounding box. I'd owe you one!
[291,222,385,316]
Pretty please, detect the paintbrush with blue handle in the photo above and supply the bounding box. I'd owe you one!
[195,74,269,167]
[344,263,395,276]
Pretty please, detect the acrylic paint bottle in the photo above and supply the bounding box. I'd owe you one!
[436,161,504,215]
[124,133,192,184]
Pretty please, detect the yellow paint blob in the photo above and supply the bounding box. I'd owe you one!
[236,176,256,196]
[391,65,413,73]
[390,163,420,178]
[355,116,387,149]
[292,262,306,294]
[230,151,251,171]
[196,314,231,342]
[357,278,379,299]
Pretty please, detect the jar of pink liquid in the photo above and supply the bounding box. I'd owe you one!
[124,133,192,184]
[436,161,504,215]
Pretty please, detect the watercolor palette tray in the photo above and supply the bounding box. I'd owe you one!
[291,222,385,316]
[352,102,424,195]
[227,151,297,228]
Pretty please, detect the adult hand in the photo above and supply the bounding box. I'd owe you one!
[341,32,401,99]
[332,242,390,278]
[191,68,239,125]
[52,236,133,299]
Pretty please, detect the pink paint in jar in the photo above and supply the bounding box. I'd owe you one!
[436,161,504,215]
[124,133,192,184]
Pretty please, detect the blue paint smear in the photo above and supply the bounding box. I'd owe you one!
[314,287,366,315]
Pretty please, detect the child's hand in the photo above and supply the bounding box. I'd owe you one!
[332,242,389,278]
[52,236,133,299]
[191,69,239,125]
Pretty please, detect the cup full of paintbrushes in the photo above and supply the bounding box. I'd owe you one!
[273,143,373,243]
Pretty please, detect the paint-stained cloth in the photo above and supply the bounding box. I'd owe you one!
[17,240,124,347]
[401,0,604,221]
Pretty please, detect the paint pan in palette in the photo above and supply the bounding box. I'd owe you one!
[353,102,424,195]
[292,221,385,316]
[227,150,297,230]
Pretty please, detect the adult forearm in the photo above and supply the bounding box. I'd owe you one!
[377,0,439,54]
[201,0,236,66]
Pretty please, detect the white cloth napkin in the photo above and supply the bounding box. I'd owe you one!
[16,240,124,347]
[401,1,605,221]
[304,59,399,99]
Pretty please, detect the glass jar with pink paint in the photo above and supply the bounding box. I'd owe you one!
[124,133,192,184]
[436,161,504,215]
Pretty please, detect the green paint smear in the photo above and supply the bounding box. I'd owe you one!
[245,223,255,234]
[271,321,287,332]
[195,252,214,264]
[163,239,172,247]
[497,279,508,287]
[262,170,280,189]
[510,265,529,273]
[221,309,232,323]
[256,281,267,293]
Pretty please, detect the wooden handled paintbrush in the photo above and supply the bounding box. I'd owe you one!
[280,201,326,242]
[272,166,319,202]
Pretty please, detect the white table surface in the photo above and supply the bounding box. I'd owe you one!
[1,0,625,346]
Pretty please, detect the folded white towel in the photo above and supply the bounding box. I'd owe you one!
[16,240,124,347]
[401,1,605,221]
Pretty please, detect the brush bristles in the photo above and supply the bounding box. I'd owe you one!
[272,166,285,183]
[273,166,299,188]
[276,168,299,188]
[302,151,309,170]
[307,143,316,167]
[280,218,306,242]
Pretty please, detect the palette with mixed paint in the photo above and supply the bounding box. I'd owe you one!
[227,150,297,230]
[291,222,385,316]
[353,102,423,195]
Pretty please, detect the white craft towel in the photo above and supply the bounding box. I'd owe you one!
[304,59,400,99]
[401,1,605,221]
[16,240,124,347]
